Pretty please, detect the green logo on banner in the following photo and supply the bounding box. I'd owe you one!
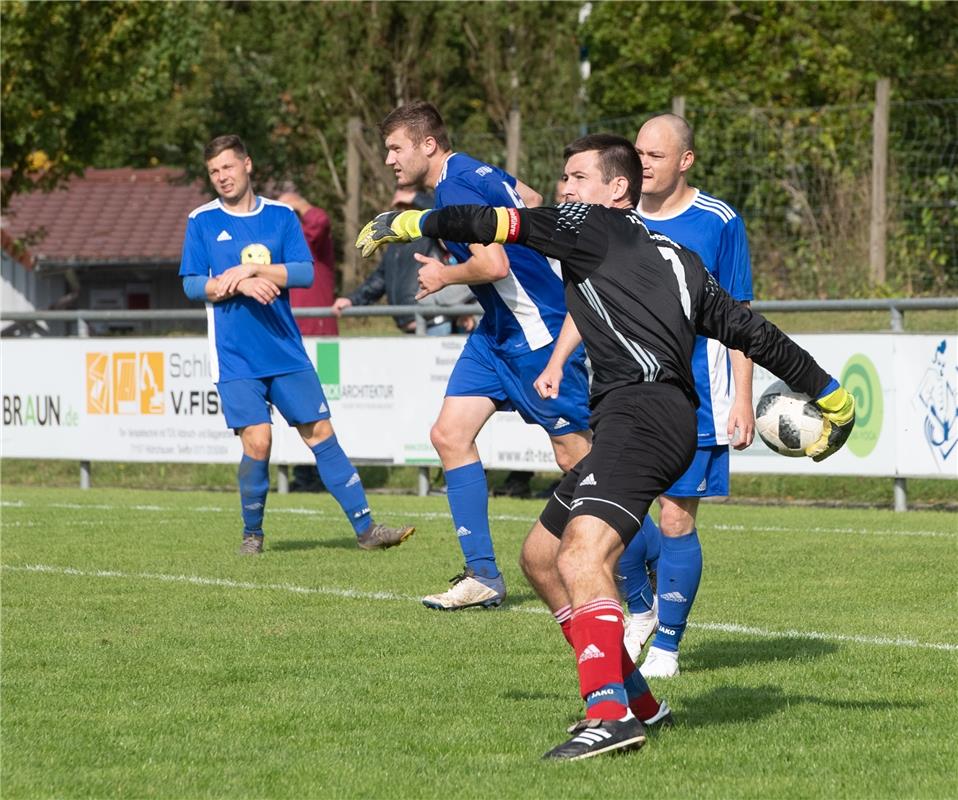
[315,342,340,400]
[840,353,882,457]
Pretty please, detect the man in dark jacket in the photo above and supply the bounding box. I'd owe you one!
[333,189,472,334]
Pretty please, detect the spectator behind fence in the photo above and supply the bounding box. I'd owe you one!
[332,189,476,335]
[278,191,338,336]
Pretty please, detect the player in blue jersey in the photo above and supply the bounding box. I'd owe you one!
[378,102,592,610]
[615,114,756,677]
[179,134,413,555]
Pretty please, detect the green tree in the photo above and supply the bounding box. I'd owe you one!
[580,1,958,297]
[0,1,209,207]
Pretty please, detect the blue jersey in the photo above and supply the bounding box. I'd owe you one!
[640,190,753,446]
[435,153,567,355]
[179,197,314,383]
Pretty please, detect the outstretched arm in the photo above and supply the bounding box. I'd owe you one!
[695,273,854,461]
[356,205,570,261]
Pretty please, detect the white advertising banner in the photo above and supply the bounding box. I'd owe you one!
[731,333,957,479]
[2,333,956,479]
[1,339,244,464]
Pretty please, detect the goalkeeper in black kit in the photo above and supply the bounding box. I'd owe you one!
[357,133,855,761]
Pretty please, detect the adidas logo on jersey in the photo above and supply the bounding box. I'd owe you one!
[578,643,605,664]
[456,526,472,538]
[553,417,570,430]
[318,403,328,414]
[696,478,708,492]
[216,230,233,242]
[579,473,597,487]
[345,472,361,488]
[661,591,688,603]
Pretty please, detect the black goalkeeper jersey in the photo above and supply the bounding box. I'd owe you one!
[421,202,833,407]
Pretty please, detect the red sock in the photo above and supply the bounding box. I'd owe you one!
[622,647,660,720]
[570,598,629,719]
[553,605,574,648]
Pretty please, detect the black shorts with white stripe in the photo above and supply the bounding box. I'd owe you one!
[539,382,697,542]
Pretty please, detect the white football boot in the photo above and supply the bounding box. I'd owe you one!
[639,645,680,679]
[623,594,659,662]
[422,568,506,610]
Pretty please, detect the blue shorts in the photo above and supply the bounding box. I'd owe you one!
[446,333,590,435]
[665,444,729,497]
[216,369,331,431]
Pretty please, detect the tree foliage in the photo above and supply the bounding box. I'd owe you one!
[581,1,958,296]
[2,0,955,295]
[0,1,208,206]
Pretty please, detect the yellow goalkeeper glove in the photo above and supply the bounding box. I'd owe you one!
[355,210,427,258]
[805,386,856,462]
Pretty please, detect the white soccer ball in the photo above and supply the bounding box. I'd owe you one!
[755,380,824,457]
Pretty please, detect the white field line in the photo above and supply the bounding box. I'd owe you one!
[3,500,954,539]
[4,562,957,654]
[709,523,955,540]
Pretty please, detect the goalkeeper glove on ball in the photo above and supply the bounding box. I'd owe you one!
[355,210,428,257]
[806,386,856,462]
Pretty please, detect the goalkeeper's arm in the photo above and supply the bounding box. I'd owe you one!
[356,205,559,258]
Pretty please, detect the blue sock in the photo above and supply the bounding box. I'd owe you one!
[238,454,269,536]
[618,516,661,614]
[641,514,662,575]
[652,529,702,652]
[624,667,652,702]
[445,461,498,579]
[311,436,372,535]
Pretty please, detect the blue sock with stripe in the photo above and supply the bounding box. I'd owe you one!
[585,683,630,719]
[445,461,499,579]
[238,454,269,537]
[652,529,702,652]
[311,436,372,535]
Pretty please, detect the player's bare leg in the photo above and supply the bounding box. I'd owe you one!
[541,514,670,760]
[549,429,592,473]
[556,514,624,606]
[423,395,506,609]
[641,495,701,678]
[430,395,497,469]
[296,418,414,550]
[519,521,565,610]
[236,423,272,554]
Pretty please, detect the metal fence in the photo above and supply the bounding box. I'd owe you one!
[3,297,955,336]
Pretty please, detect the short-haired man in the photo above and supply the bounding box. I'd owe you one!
[616,114,756,678]
[378,102,592,609]
[179,134,413,554]
[355,133,855,759]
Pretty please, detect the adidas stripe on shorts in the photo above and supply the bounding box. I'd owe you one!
[540,382,697,541]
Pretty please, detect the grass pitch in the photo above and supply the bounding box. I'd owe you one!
[2,487,956,799]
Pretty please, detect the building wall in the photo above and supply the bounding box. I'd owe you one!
[1,252,70,335]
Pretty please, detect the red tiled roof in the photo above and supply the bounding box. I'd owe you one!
[0,168,212,270]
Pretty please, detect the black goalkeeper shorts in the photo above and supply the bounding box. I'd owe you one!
[540,382,697,543]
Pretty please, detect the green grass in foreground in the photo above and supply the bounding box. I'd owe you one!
[2,488,956,799]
